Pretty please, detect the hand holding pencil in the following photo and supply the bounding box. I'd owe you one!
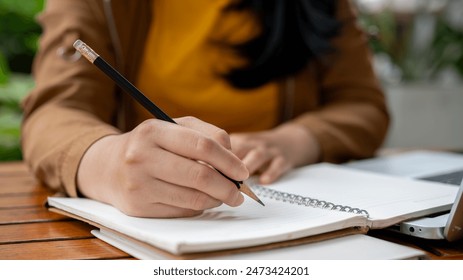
[74,40,263,218]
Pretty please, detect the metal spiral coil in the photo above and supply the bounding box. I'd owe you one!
[252,185,370,218]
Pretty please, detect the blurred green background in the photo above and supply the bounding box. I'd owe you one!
[356,0,463,84]
[0,0,43,161]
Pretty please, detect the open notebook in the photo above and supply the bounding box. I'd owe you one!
[47,163,457,259]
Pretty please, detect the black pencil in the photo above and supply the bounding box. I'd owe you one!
[73,39,264,206]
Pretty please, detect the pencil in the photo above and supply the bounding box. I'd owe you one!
[73,39,264,206]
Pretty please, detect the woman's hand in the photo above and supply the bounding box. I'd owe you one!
[230,123,320,184]
[77,117,248,218]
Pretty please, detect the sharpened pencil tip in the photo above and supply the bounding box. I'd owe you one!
[256,198,265,206]
[239,183,265,206]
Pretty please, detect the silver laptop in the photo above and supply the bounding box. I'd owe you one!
[345,150,463,241]
[394,176,463,241]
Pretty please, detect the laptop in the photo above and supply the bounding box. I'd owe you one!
[393,178,463,241]
[345,150,463,241]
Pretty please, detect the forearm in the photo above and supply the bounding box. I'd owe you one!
[21,0,120,196]
[21,103,120,196]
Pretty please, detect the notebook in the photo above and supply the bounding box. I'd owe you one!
[47,163,457,259]
[92,230,428,260]
[345,150,463,241]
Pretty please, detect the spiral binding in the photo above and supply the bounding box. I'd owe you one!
[252,185,370,218]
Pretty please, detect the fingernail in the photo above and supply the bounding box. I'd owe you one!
[233,192,244,206]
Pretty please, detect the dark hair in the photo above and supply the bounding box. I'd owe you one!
[223,0,340,89]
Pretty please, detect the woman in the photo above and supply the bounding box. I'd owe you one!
[21,0,389,218]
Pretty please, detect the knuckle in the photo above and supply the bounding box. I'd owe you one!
[123,178,140,193]
[122,144,140,164]
[123,121,159,164]
[194,136,216,154]
[177,116,197,125]
[189,165,212,187]
[134,119,163,142]
[136,119,156,136]
[120,171,143,193]
[212,129,231,148]
[189,192,211,210]
[182,116,197,122]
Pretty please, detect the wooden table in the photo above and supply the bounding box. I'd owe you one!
[0,161,132,260]
[1,161,463,260]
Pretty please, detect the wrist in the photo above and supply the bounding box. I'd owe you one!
[274,122,321,166]
[76,134,122,201]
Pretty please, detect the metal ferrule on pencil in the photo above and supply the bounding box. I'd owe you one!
[73,40,99,63]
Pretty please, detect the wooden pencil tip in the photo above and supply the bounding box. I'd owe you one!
[239,183,265,206]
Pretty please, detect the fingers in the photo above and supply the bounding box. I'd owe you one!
[140,118,248,181]
[240,145,274,175]
[176,116,232,150]
[79,117,249,219]
[117,118,246,217]
[259,156,291,184]
[119,202,204,218]
[114,179,223,218]
[230,133,294,184]
[241,147,291,184]
[146,148,244,207]
[230,134,275,175]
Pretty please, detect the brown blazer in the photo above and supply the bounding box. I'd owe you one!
[21,0,389,197]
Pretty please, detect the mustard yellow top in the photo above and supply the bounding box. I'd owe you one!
[136,0,278,132]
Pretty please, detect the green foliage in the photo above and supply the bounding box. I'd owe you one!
[430,20,463,78]
[0,0,43,161]
[0,52,9,84]
[0,74,34,161]
[359,10,463,82]
[359,10,398,55]
[0,0,44,73]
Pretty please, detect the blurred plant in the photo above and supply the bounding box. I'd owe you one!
[356,0,463,85]
[0,51,8,84]
[430,2,463,81]
[1,0,44,161]
[0,0,44,73]
[0,74,33,161]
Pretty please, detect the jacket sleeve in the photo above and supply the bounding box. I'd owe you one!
[21,0,120,196]
[293,0,390,163]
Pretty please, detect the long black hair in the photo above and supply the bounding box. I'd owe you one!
[223,0,340,89]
